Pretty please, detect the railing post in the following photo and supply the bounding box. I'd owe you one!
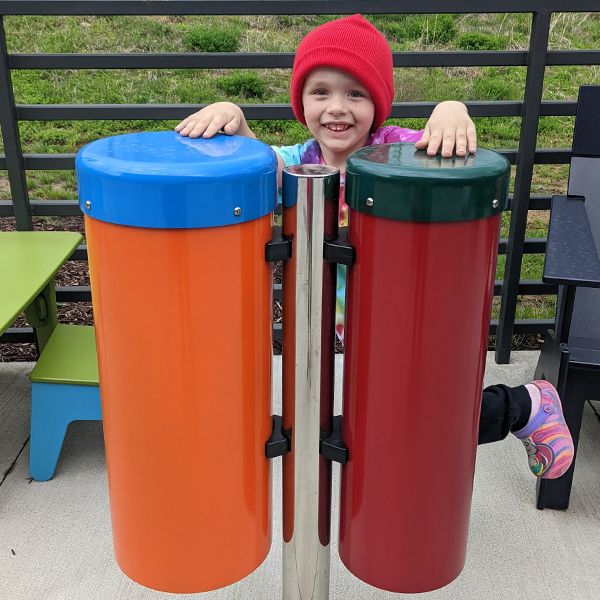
[495,10,551,364]
[0,15,31,230]
[281,164,340,600]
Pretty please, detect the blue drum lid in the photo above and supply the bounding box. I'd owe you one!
[76,131,278,228]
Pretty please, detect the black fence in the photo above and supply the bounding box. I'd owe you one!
[1,1,599,363]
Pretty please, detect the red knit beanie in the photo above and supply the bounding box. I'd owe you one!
[290,14,394,132]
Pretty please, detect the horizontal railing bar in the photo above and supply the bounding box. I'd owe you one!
[1,1,598,16]
[520,281,557,295]
[0,220,553,260]
[56,286,90,302]
[9,52,294,70]
[9,50,600,71]
[0,155,71,169]
[526,195,552,210]
[493,279,557,296]
[14,100,578,121]
[504,195,552,211]
[499,237,547,254]
[10,51,530,70]
[0,319,553,346]
[54,280,558,303]
[490,319,553,335]
[0,200,82,216]
[498,149,570,164]
[53,283,284,303]
[0,151,569,174]
[2,279,558,308]
[14,103,292,120]
[71,245,87,260]
[546,50,600,66]
[52,282,560,303]
[22,154,74,169]
[0,327,34,344]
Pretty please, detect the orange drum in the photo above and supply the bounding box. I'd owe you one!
[77,132,277,592]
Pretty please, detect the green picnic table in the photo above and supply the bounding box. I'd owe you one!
[0,231,82,351]
[1,230,103,481]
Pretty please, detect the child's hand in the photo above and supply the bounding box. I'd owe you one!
[415,101,477,158]
[175,102,255,139]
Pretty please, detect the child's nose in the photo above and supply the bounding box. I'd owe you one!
[327,95,347,114]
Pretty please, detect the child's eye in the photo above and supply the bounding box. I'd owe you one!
[312,88,328,96]
[349,90,364,98]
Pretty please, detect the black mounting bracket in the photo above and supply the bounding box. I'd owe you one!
[320,415,348,464]
[323,229,355,266]
[265,415,291,458]
[266,227,292,262]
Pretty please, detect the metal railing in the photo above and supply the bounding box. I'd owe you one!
[1,1,600,362]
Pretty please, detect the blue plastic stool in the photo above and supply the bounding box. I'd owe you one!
[29,324,101,481]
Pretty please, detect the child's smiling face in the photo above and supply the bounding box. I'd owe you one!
[301,68,375,168]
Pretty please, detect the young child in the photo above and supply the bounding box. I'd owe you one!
[176,14,574,480]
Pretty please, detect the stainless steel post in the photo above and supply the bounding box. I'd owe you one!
[281,164,340,600]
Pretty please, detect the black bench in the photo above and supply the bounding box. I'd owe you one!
[534,84,600,510]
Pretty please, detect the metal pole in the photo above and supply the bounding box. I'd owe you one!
[281,164,340,600]
[495,10,551,363]
[0,16,32,229]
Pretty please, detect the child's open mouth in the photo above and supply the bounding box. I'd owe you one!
[323,123,351,132]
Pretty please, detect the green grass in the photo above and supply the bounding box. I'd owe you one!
[457,32,508,50]
[2,12,600,322]
[183,25,242,52]
[216,72,267,99]
[373,14,458,45]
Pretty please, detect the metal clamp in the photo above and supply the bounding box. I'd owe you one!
[320,415,348,464]
[323,229,355,266]
[265,415,291,458]
[265,226,292,262]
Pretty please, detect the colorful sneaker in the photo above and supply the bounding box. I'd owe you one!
[513,380,574,479]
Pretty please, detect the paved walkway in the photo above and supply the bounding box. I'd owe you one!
[1,353,599,600]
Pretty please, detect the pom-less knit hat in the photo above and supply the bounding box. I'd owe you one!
[290,14,394,132]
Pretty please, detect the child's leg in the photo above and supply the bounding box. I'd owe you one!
[479,381,574,479]
[478,384,531,444]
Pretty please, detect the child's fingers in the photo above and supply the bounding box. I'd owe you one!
[222,115,241,135]
[174,115,194,133]
[176,113,240,139]
[454,126,468,156]
[425,129,443,156]
[414,126,430,149]
[202,116,229,138]
[185,118,213,139]
[441,129,458,157]
[176,115,209,138]
[466,124,477,153]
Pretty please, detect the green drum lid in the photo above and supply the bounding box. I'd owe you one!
[346,143,510,222]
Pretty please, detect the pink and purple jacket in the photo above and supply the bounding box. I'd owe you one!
[273,125,423,342]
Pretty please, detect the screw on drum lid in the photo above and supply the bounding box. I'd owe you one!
[346,143,511,222]
[76,132,278,228]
